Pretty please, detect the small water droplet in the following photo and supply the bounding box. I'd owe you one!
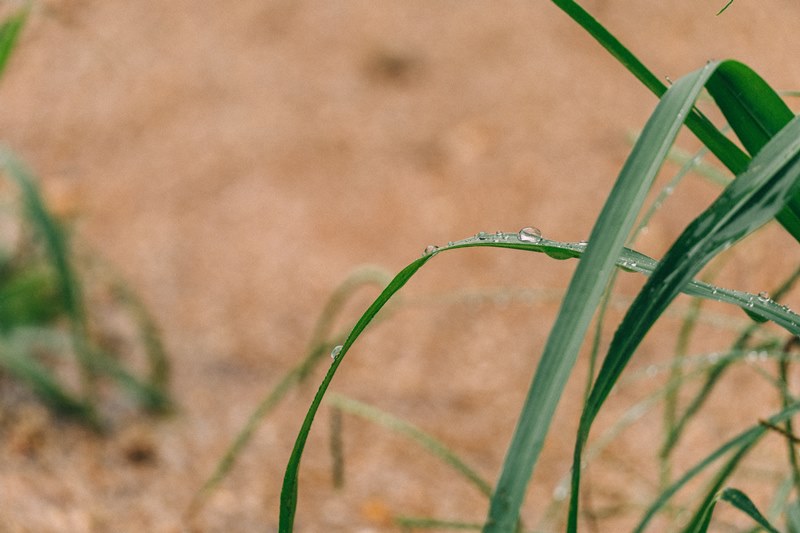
[746,351,758,363]
[476,231,488,240]
[331,345,343,359]
[708,352,720,364]
[423,244,439,256]
[518,226,542,243]
[552,484,569,501]
[711,288,718,295]
[757,291,770,303]
[447,241,454,246]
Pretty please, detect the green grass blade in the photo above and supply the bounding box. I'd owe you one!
[278,232,800,530]
[550,0,750,175]
[635,401,800,531]
[570,112,800,530]
[279,257,430,531]
[191,267,391,515]
[0,149,96,397]
[327,393,493,498]
[0,339,97,424]
[681,446,759,533]
[705,60,800,240]
[483,62,720,533]
[691,488,781,533]
[0,5,27,81]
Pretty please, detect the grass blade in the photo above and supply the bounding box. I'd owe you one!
[688,488,781,533]
[0,5,27,80]
[570,112,800,529]
[635,400,800,531]
[327,393,493,498]
[279,258,430,531]
[483,62,720,533]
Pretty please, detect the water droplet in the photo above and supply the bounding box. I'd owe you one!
[447,241,454,246]
[476,231,488,240]
[518,226,542,243]
[708,352,720,364]
[757,291,770,303]
[423,244,439,256]
[552,484,569,501]
[331,345,343,360]
[646,365,658,378]
[711,288,718,295]
[746,351,758,363]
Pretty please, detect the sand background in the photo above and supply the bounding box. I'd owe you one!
[2,1,800,531]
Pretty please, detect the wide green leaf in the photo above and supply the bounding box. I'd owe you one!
[484,62,722,533]
[568,111,800,529]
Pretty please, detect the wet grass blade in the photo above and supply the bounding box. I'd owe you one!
[279,232,800,529]
[279,257,431,531]
[570,112,800,529]
[706,60,800,239]
[191,267,391,515]
[483,62,720,533]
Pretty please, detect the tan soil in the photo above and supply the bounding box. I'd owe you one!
[2,1,800,532]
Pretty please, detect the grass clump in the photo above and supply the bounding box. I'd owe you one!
[0,7,171,429]
[199,1,800,531]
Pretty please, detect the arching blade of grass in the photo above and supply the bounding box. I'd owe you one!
[279,234,800,529]
[0,5,27,80]
[280,258,431,531]
[634,401,800,532]
[705,60,800,238]
[189,266,392,516]
[552,1,800,245]
[569,112,800,530]
[689,488,780,532]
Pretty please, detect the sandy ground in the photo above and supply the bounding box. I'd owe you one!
[2,1,800,531]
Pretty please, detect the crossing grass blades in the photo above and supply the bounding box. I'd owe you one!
[197,1,800,531]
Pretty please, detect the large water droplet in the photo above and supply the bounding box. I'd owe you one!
[423,244,439,256]
[518,226,542,243]
[331,345,343,360]
[476,231,488,241]
[757,291,770,303]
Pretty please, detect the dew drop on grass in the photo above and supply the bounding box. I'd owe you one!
[476,231,488,240]
[518,226,542,243]
[757,291,770,303]
[331,345,343,360]
[423,244,439,256]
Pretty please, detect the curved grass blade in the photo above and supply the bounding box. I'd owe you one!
[552,1,800,246]
[279,233,800,530]
[483,62,723,533]
[0,5,27,80]
[550,0,750,175]
[705,60,800,239]
[280,257,430,531]
[690,488,781,533]
[569,112,800,530]
[635,400,800,532]
[327,393,493,498]
[190,267,392,515]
